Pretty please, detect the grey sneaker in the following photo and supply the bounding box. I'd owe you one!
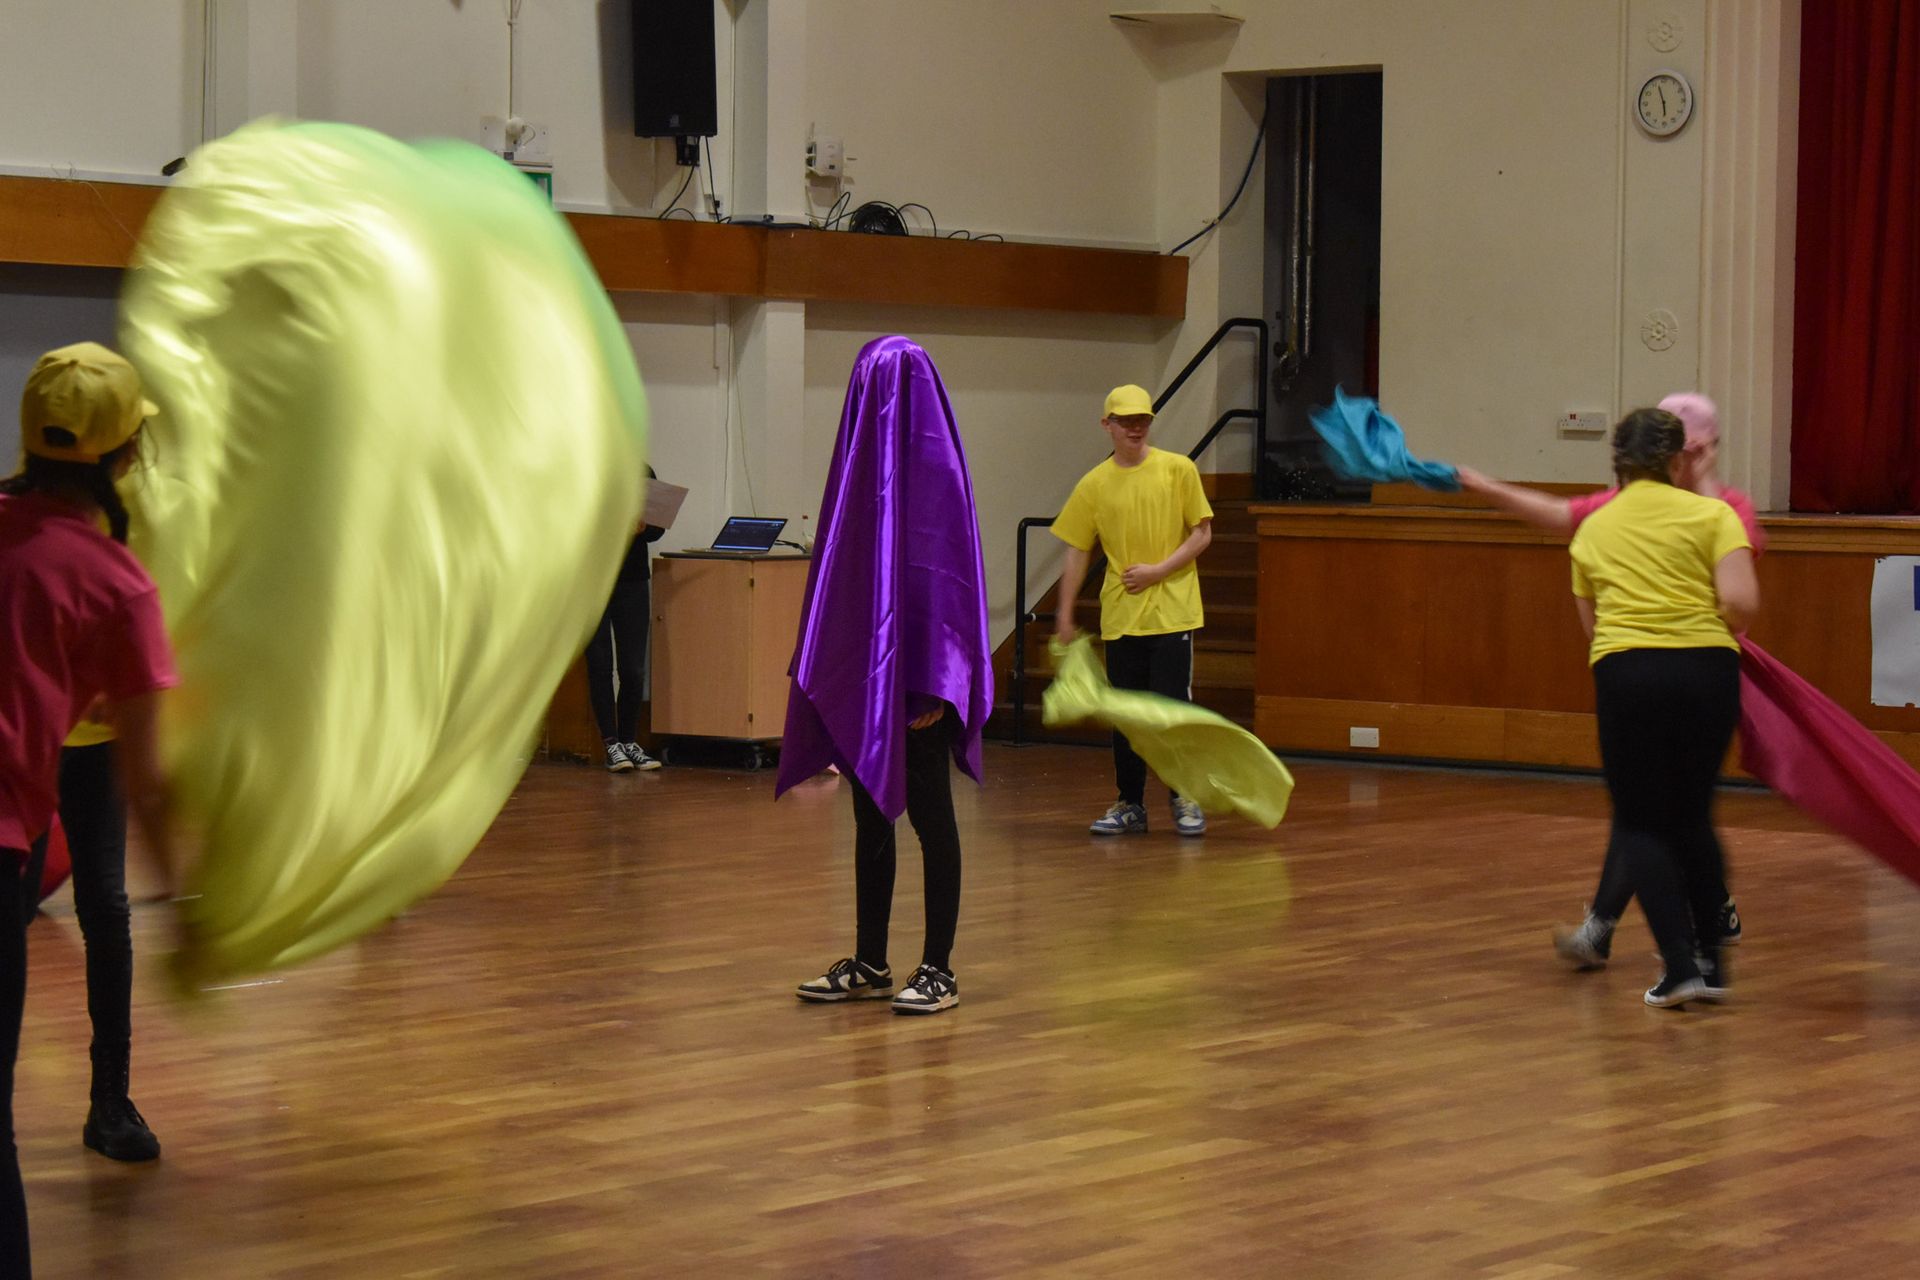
[604,742,635,773]
[796,957,892,1002]
[1171,795,1207,837]
[1089,802,1148,836]
[624,743,663,771]
[1553,912,1614,969]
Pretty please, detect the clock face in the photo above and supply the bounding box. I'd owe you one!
[1636,70,1693,136]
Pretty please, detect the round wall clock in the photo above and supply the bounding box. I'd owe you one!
[1635,69,1694,137]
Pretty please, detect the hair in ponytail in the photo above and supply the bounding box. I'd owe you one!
[0,432,143,543]
[1611,408,1686,488]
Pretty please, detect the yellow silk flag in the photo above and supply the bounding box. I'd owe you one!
[1043,638,1294,828]
[119,121,647,986]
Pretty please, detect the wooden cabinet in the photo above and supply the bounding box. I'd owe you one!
[651,554,811,741]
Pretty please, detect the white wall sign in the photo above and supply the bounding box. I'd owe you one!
[1871,556,1920,707]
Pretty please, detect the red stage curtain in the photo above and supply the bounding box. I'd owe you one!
[1791,0,1920,512]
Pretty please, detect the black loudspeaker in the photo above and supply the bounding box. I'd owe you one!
[633,0,718,140]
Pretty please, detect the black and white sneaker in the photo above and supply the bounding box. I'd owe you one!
[891,964,958,1016]
[1089,802,1148,836]
[604,742,636,773]
[1718,898,1742,946]
[1644,972,1707,1008]
[623,743,663,771]
[796,957,892,1002]
[1696,949,1730,1002]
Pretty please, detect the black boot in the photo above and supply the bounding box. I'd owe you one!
[83,1040,160,1162]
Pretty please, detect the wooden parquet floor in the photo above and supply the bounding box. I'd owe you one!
[16,744,1920,1278]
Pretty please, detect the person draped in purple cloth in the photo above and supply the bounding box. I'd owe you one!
[779,336,993,1017]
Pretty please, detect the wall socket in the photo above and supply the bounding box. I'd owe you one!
[806,137,844,178]
[1349,726,1381,749]
[1557,411,1608,438]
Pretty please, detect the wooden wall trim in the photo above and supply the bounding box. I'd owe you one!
[1368,481,1599,508]
[1253,503,1920,555]
[0,174,161,268]
[1254,503,1920,771]
[1256,694,1920,774]
[761,228,1186,318]
[0,174,1187,319]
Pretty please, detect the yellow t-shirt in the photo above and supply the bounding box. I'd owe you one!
[1051,448,1214,640]
[1569,479,1750,664]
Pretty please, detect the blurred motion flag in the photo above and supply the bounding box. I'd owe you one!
[1043,637,1293,828]
[1307,386,1460,491]
[120,121,647,986]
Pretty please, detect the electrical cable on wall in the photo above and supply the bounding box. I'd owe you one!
[1168,106,1269,256]
[701,136,727,221]
[657,159,699,219]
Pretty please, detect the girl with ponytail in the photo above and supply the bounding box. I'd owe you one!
[1568,407,1759,1008]
[0,343,180,1272]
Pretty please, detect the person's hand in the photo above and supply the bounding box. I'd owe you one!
[1121,562,1165,593]
[909,708,945,731]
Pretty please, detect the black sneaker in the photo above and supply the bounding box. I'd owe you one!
[796,957,892,1002]
[891,964,958,1016]
[1696,949,1730,1002]
[83,1098,160,1162]
[1718,898,1742,946]
[1644,972,1706,1009]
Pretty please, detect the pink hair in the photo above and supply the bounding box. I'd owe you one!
[1657,392,1720,450]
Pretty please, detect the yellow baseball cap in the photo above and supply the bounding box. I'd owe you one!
[1103,384,1155,419]
[19,342,157,463]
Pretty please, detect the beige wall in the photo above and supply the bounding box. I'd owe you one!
[0,0,1802,638]
[804,304,1167,639]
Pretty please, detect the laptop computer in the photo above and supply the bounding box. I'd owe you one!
[707,516,788,555]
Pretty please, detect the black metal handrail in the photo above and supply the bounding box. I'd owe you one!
[1007,317,1268,744]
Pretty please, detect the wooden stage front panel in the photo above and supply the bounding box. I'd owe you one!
[1254,504,1920,769]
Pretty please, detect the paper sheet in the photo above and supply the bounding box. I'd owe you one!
[1871,556,1920,707]
[643,479,688,529]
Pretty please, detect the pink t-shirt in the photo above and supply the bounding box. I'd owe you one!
[0,492,177,851]
[1567,484,1767,556]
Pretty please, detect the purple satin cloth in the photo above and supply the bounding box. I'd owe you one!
[1740,640,1920,888]
[775,336,994,820]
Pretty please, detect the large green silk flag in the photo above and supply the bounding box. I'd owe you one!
[1043,638,1295,828]
[118,121,647,986]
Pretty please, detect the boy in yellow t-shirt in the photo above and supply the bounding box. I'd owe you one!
[1052,385,1214,837]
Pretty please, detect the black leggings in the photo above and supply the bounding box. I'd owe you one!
[584,573,650,744]
[1105,631,1193,806]
[0,850,30,1277]
[1592,648,1740,981]
[849,717,962,973]
[22,744,133,1059]
[1589,822,1731,926]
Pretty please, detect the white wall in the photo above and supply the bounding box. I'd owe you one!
[1153,0,1721,488]
[804,304,1166,639]
[1,0,1801,643]
[0,0,201,178]
[804,1,1160,248]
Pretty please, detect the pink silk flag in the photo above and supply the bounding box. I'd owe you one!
[1739,640,1920,887]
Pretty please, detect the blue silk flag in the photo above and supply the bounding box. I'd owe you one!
[1307,387,1460,492]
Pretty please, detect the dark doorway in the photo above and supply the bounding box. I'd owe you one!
[1261,71,1383,501]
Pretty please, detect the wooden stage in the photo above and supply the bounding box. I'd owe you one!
[17,744,1920,1277]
